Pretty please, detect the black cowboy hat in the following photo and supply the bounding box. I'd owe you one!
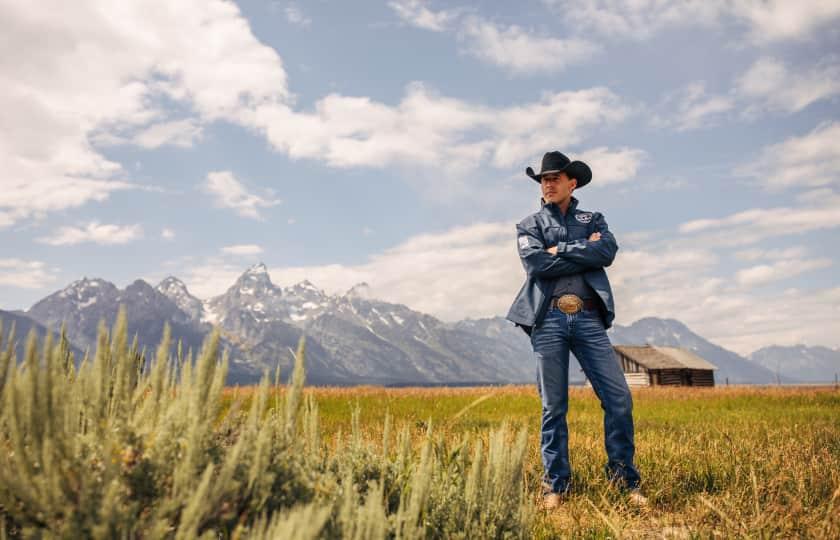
[526,151,592,188]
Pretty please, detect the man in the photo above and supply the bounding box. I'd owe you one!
[506,151,646,510]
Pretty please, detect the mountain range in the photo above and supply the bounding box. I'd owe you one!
[1,263,837,385]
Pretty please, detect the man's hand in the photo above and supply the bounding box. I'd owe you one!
[547,233,600,254]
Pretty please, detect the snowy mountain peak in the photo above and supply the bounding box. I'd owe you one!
[345,282,372,299]
[293,279,320,291]
[245,262,268,275]
[157,277,203,320]
[51,277,118,309]
[157,276,189,294]
[231,262,276,295]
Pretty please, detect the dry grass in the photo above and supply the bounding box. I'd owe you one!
[224,383,840,538]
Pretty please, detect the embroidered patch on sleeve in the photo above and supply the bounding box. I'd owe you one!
[518,235,530,249]
[575,212,593,224]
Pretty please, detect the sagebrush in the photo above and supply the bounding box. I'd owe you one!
[0,309,532,539]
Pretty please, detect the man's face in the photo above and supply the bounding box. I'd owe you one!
[541,171,576,204]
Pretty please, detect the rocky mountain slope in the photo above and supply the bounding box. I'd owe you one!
[18,263,826,385]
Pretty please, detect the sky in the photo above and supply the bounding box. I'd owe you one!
[1,0,839,355]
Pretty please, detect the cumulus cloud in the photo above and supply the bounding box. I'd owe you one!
[176,259,247,299]
[654,57,840,132]
[543,0,840,43]
[679,204,840,246]
[388,1,597,74]
[736,57,840,115]
[388,0,458,31]
[457,17,598,74]
[129,119,204,149]
[736,122,840,190]
[255,84,631,175]
[161,228,176,240]
[203,171,282,220]
[176,217,839,353]
[2,0,639,224]
[221,244,264,256]
[169,208,840,354]
[0,259,58,289]
[735,258,832,287]
[37,222,143,246]
[653,82,735,132]
[734,246,809,262]
[576,147,646,185]
[1,0,289,227]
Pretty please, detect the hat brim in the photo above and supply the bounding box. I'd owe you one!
[526,160,592,188]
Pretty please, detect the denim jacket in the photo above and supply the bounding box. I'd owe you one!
[506,197,618,335]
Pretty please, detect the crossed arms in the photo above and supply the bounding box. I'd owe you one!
[516,213,618,279]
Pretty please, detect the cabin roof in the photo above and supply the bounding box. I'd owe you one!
[614,345,717,370]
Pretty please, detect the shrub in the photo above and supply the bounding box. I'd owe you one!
[0,309,532,538]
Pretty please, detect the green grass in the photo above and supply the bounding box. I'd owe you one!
[226,384,840,538]
[2,312,838,538]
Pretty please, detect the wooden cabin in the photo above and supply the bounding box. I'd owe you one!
[585,345,717,387]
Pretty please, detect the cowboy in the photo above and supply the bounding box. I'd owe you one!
[506,151,647,510]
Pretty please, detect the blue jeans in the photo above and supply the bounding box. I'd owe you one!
[531,307,641,493]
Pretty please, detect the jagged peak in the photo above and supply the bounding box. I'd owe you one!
[289,279,323,292]
[245,262,268,275]
[66,276,110,288]
[345,282,372,299]
[157,275,186,287]
[234,262,274,285]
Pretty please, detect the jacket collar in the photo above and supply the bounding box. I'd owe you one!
[541,196,579,216]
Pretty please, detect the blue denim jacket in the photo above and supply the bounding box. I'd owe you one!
[506,197,618,335]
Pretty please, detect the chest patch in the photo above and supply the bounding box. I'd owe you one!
[575,212,593,224]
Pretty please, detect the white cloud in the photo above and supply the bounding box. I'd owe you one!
[1,0,289,227]
[178,259,246,299]
[130,119,203,149]
[737,122,840,190]
[733,0,840,43]
[255,84,632,175]
[161,228,176,240]
[544,0,840,43]
[654,57,840,133]
[284,4,311,27]
[679,204,840,246]
[576,147,645,185]
[734,246,809,262]
[174,216,840,353]
[735,258,832,287]
[654,82,735,132]
[736,57,840,114]
[389,2,597,74]
[37,222,143,246]
[203,171,282,220]
[458,17,598,74]
[543,0,726,40]
[388,0,458,32]
[1,0,637,217]
[221,244,264,256]
[0,259,58,289]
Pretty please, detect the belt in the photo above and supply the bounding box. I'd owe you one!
[550,294,599,314]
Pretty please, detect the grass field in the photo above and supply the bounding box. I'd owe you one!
[224,384,840,538]
[2,320,838,538]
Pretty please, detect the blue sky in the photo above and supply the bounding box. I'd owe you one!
[2,0,839,354]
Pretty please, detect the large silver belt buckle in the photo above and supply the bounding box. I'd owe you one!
[556,294,583,314]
